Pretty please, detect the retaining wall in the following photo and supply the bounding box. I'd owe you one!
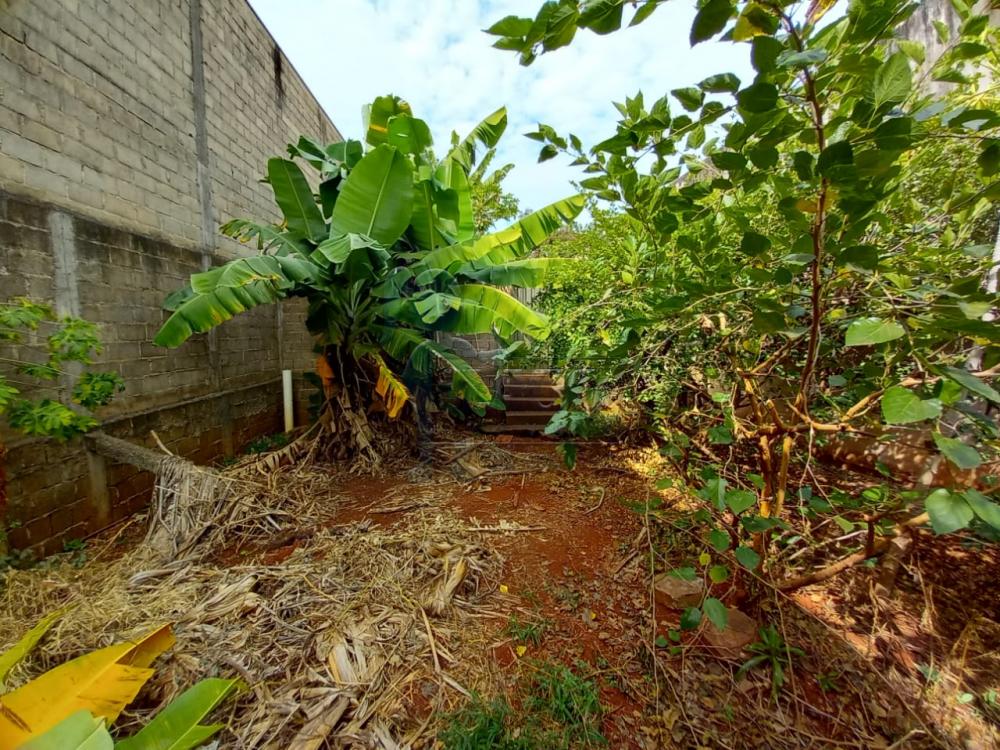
[0,0,338,555]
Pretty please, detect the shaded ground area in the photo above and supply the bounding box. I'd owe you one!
[2,432,999,748]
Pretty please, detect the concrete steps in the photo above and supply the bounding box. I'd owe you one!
[487,369,562,434]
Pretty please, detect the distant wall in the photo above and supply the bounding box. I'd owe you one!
[898,0,1000,94]
[0,0,339,555]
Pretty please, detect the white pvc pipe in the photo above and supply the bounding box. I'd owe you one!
[282,369,294,433]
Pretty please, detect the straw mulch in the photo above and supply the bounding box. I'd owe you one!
[0,450,511,749]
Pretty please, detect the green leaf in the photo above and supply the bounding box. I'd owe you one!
[881,386,942,425]
[964,489,1000,531]
[446,107,508,171]
[409,339,492,404]
[670,567,698,581]
[932,433,982,470]
[711,151,747,171]
[699,73,740,93]
[435,284,551,340]
[740,232,771,256]
[578,0,624,34]
[777,49,828,68]
[0,608,67,687]
[708,425,733,444]
[896,39,925,64]
[708,528,730,552]
[18,710,113,750]
[709,565,730,583]
[925,488,973,534]
[844,317,905,346]
[680,607,702,630]
[672,87,704,112]
[703,597,728,630]
[941,366,1000,404]
[331,144,414,246]
[363,95,411,147]
[315,232,382,266]
[456,257,569,287]
[817,141,854,178]
[751,35,783,74]
[872,52,912,109]
[690,0,734,45]
[734,546,760,571]
[736,82,779,113]
[116,678,240,750]
[154,256,318,347]
[486,15,533,37]
[266,158,327,243]
[837,245,879,271]
[726,490,756,515]
[630,1,661,26]
[387,114,433,155]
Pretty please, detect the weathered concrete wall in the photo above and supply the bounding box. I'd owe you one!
[898,0,1000,94]
[0,0,338,555]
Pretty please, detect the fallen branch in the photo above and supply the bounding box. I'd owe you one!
[584,486,605,515]
[777,512,928,591]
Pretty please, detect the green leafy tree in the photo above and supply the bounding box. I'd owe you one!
[154,96,582,463]
[469,147,521,233]
[0,299,123,521]
[489,1,1000,587]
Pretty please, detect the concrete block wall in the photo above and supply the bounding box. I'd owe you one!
[0,0,341,556]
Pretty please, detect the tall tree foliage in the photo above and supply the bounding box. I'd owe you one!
[490,1,1000,589]
[469,148,521,233]
[155,97,583,463]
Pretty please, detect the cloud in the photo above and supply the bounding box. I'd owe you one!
[248,0,752,211]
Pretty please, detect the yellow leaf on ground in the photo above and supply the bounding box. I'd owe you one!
[499,584,509,594]
[515,645,527,657]
[0,624,174,749]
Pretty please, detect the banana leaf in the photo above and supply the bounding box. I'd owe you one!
[267,158,327,243]
[456,257,571,287]
[153,256,319,347]
[331,145,414,246]
[409,340,492,403]
[0,608,67,690]
[115,677,240,750]
[16,710,112,750]
[372,355,410,418]
[0,624,174,748]
[446,107,508,171]
[417,195,585,271]
[438,285,551,341]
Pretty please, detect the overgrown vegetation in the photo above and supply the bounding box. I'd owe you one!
[155,97,582,464]
[491,0,1000,600]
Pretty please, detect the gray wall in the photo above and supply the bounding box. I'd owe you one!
[0,0,338,555]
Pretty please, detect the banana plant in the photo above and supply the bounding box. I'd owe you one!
[154,95,583,458]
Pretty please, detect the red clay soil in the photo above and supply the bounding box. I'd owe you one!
[333,437,654,747]
[76,433,1000,748]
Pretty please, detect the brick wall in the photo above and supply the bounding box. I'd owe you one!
[0,0,339,556]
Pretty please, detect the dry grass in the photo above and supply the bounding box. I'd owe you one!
[0,450,513,749]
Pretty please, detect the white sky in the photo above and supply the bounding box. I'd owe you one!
[247,0,752,212]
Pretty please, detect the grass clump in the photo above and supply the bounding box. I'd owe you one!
[440,662,606,749]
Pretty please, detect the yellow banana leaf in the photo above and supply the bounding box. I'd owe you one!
[0,608,69,691]
[0,624,174,749]
[373,356,409,419]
